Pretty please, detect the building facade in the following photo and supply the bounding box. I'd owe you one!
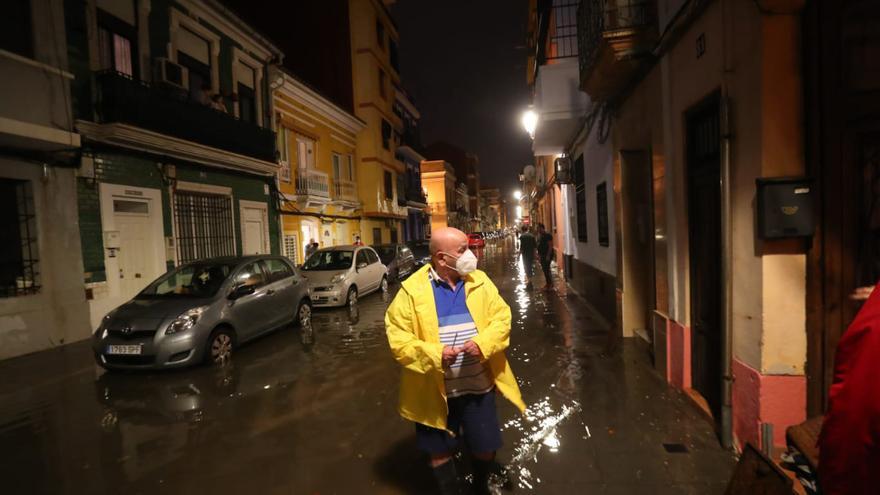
[349,0,408,245]
[0,0,91,360]
[522,0,880,452]
[67,0,283,332]
[272,68,365,263]
[394,86,428,242]
[421,160,459,234]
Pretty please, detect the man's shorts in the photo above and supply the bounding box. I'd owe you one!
[415,390,503,454]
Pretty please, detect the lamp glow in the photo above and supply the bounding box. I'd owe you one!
[521,109,538,138]
[513,190,522,200]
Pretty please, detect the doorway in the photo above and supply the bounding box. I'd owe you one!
[373,227,382,245]
[686,92,723,421]
[240,201,269,255]
[620,150,655,342]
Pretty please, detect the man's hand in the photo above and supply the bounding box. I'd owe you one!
[442,345,462,368]
[461,340,484,360]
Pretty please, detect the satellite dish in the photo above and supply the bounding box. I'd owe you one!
[522,165,536,181]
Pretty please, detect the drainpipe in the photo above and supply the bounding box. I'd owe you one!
[720,92,733,450]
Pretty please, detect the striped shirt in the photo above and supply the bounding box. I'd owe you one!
[429,268,494,398]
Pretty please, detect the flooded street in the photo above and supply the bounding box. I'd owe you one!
[0,239,735,494]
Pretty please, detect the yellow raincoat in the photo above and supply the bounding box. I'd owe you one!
[385,264,526,431]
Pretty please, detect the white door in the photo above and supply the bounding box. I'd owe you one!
[301,220,318,256]
[336,221,350,246]
[241,204,268,255]
[113,199,157,300]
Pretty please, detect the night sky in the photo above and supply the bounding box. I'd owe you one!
[391,0,533,196]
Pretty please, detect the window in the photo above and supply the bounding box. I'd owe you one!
[261,258,293,282]
[384,171,393,199]
[234,261,266,289]
[296,135,316,169]
[238,83,256,124]
[278,128,290,182]
[372,228,382,245]
[332,153,343,180]
[236,60,257,124]
[379,69,387,99]
[390,228,398,244]
[0,0,32,58]
[390,39,400,73]
[97,9,137,78]
[283,234,299,265]
[347,155,355,181]
[178,51,210,103]
[173,191,236,264]
[574,155,588,242]
[381,119,392,150]
[376,20,385,50]
[356,249,369,267]
[597,182,609,247]
[366,249,380,264]
[0,179,39,297]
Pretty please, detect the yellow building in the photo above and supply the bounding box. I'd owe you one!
[349,0,408,245]
[421,160,457,234]
[272,68,366,264]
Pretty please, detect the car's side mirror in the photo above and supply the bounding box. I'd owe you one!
[357,262,368,271]
[228,284,256,300]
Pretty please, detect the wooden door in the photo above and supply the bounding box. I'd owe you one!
[805,0,880,415]
[687,93,723,421]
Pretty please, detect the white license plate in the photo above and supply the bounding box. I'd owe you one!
[107,344,142,355]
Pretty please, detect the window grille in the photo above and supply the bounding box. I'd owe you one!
[283,233,299,265]
[174,191,236,264]
[0,179,40,297]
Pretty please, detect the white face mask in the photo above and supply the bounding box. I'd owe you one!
[443,249,478,275]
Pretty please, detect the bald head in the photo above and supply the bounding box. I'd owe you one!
[430,227,467,255]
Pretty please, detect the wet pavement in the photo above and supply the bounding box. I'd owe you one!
[0,238,735,494]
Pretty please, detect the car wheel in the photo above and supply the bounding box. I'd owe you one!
[296,299,312,328]
[205,327,235,365]
[380,276,389,293]
[346,286,358,307]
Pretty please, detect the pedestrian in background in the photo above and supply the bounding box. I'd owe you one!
[304,238,319,260]
[354,235,363,246]
[518,225,537,290]
[536,223,554,291]
[385,227,525,494]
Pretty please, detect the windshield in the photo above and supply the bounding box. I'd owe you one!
[374,246,396,265]
[138,263,235,298]
[408,242,430,258]
[302,250,354,271]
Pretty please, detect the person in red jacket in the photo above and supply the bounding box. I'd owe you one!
[818,283,880,494]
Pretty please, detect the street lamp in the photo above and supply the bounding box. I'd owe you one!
[521,109,537,138]
[513,190,522,201]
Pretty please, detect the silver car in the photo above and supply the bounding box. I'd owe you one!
[303,245,388,307]
[92,256,312,370]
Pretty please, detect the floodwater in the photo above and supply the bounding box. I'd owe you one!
[0,238,734,494]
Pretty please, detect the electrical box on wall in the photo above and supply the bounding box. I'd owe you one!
[756,177,814,239]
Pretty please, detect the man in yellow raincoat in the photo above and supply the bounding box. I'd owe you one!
[385,227,525,494]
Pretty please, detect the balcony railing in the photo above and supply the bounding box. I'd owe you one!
[333,178,358,202]
[577,0,657,99]
[95,71,275,162]
[295,169,330,199]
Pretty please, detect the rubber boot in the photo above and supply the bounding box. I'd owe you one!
[473,459,513,494]
[432,459,465,495]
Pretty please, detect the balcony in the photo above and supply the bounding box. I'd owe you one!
[533,59,589,155]
[333,179,358,202]
[94,71,275,162]
[294,169,330,206]
[577,0,659,101]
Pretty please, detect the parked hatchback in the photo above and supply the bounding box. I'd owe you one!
[92,256,312,370]
[373,243,416,282]
[303,245,388,307]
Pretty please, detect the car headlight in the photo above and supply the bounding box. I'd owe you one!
[330,273,346,284]
[166,306,209,335]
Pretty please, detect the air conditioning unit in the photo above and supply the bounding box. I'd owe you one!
[155,58,187,89]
